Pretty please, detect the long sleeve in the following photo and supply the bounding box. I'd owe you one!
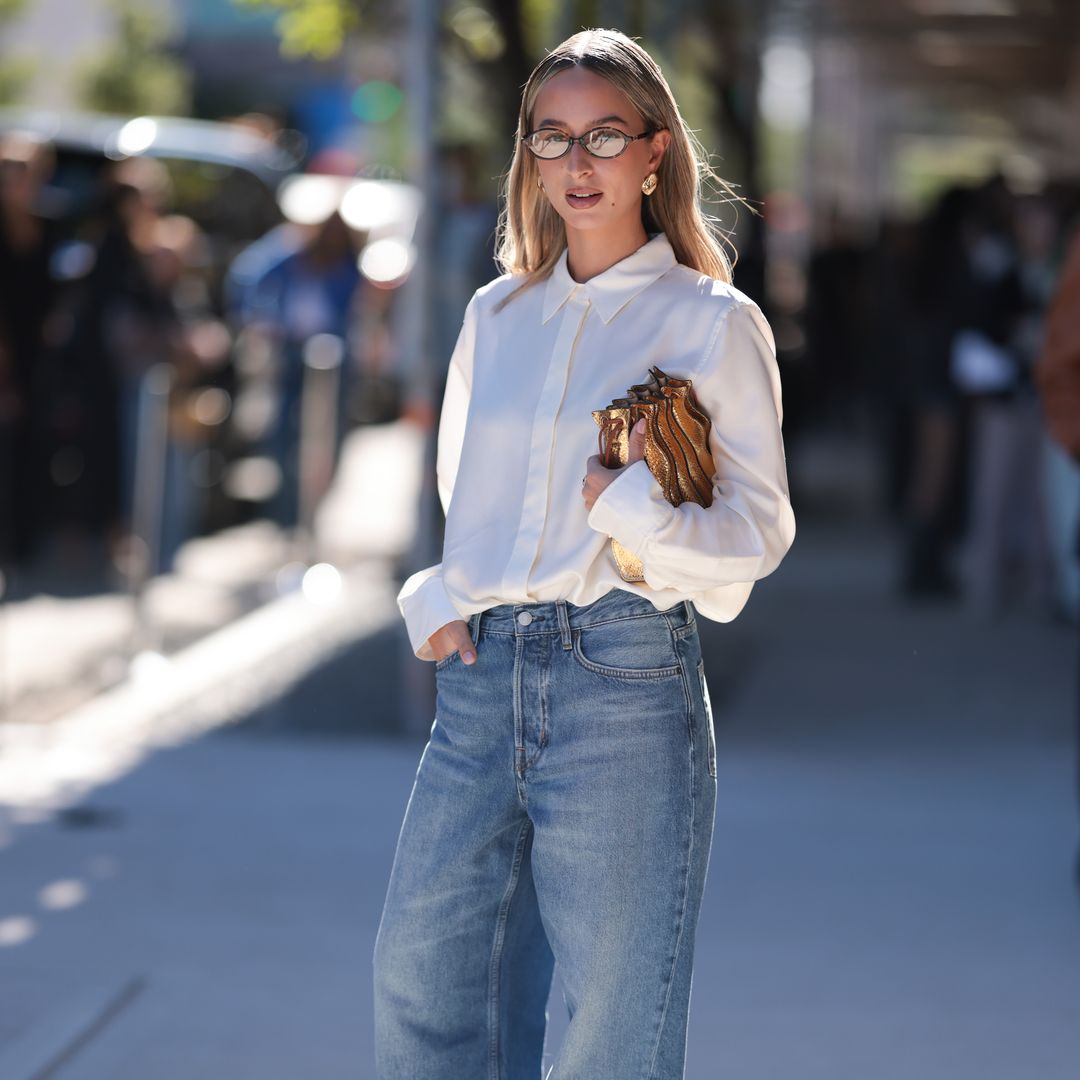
[396,296,477,660]
[586,298,795,594]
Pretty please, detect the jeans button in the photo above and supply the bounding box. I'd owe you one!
[516,611,533,626]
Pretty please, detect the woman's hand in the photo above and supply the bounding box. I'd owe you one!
[582,417,646,511]
[427,619,477,665]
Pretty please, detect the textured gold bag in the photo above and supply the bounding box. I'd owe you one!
[591,366,716,582]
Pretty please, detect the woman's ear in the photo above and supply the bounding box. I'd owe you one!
[647,129,672,172]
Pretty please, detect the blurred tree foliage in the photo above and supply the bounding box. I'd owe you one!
[0,0,33,104]
[79,0,192,115]
[236,0,551,151]
[232,0,362,60]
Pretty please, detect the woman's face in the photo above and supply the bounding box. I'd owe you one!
[529,67,669,243]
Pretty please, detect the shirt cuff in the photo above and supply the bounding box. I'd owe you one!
[586,459,676,557]
[396,567,465,661]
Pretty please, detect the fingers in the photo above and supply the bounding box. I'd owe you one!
[447,620,477,665]
[627,417,647,463]
[428,618,477,665]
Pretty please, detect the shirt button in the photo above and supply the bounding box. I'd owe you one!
[517,611,533,626]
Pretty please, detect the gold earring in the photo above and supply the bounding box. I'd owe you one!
[641,173,658,196]
[536,175,544,190]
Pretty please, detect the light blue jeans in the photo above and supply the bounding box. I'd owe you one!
[373,588,717,1079]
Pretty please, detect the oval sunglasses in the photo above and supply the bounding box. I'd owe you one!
[520,126,654,160]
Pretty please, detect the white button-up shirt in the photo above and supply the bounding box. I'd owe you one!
[397,232,796,661]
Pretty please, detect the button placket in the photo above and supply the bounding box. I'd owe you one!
[499,291,590,598]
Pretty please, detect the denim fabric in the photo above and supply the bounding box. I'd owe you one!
[374,587,717,1079]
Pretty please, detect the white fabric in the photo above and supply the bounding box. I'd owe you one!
[397,232,796,661]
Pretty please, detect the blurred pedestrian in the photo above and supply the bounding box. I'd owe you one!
[237,208,360,527]
[223,220,301,331]
[1034,220,1080,889]
[95,162,181,555]
[899,185,972,599]
[0,132,58,567]
[960,193,1056,614]
[39,158,173,561]
[804,205,872,425]
[867,216,921,519]
[146,214,232,572]
[374,29,795,1079]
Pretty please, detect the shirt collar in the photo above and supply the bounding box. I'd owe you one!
[541,232,677,325]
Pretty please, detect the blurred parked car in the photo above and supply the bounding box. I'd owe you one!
[0,108,420,545]
[0,107,297,307]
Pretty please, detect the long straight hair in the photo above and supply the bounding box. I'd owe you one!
[494,28,744,310]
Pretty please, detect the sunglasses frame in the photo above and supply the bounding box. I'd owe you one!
[520,126,655,160]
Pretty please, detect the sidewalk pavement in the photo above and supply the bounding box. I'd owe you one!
[1,438,1079,1078]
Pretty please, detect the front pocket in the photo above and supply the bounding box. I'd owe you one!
[434,648,462,672]
[571,618,682,680]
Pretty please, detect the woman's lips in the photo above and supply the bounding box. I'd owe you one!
[565,191,602,210]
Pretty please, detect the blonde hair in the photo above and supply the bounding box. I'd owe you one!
[494,28,745,309]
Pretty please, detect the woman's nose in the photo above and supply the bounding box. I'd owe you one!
[564,141,593,174]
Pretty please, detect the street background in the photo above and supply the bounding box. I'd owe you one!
[1,1,1079,1077]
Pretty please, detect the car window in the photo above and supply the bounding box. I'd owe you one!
[163,159,281,243]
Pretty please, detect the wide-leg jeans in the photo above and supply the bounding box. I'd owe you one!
[373,588,718,1079]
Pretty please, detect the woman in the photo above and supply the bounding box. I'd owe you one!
[375,28,795,1079]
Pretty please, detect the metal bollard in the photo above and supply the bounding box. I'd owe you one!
[127,362,173,657]
[297,333,344,565]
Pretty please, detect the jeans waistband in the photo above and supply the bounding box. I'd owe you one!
[468,588,694,645]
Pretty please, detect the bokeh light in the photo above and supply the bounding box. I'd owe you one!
[350,80,403,124]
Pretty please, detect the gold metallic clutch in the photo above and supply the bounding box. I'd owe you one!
[591,366,715,582]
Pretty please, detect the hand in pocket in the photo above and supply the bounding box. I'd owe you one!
[427,619,477,665]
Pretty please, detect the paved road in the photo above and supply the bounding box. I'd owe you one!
[0,518,1077,1079]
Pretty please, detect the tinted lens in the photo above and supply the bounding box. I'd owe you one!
[585,128,629,157]
[526,130,569,158]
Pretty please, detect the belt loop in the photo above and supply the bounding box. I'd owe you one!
[556,600,572,650]
[470,610,482,644]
